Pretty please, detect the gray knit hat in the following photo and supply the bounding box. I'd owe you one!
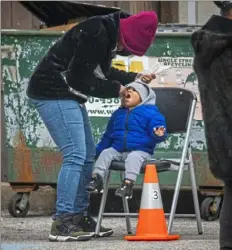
[126,82,149,101]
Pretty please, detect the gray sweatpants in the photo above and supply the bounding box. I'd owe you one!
[93,147,151,181]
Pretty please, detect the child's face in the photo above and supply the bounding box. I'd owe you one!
[122,87,141,108]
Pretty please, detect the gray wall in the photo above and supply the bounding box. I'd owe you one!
[178,1,220,25]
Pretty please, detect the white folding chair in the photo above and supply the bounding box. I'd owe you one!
[94,87,203,236]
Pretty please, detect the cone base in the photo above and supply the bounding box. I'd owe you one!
[124,234,180,241]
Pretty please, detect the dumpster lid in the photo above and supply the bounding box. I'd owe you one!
[19,1,120,27]
[157,23,202,33]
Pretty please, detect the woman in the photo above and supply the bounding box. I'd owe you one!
[27,10,158,242]
[191,1,232,249]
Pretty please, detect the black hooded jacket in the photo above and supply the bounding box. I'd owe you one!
[27,11,137,103]
[191,15,232,180]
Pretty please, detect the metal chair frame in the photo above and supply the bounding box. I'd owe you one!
[94,87,203,236]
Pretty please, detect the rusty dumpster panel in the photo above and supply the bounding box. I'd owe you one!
[193,152,223,188]
[1,29,222,188]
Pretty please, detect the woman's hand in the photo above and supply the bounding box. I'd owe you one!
[136,73,156,84]
[119,85,126,97]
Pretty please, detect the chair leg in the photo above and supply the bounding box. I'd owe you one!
[188,152,203,234]
[122,197,133,234]
[95,171,111,236]
[120,172,132,234]
[168,100,197,234]
[168,161,185,234]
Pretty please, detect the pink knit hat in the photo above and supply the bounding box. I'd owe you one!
[119,11,158,57]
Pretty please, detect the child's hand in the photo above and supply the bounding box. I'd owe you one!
[154,126,166,137]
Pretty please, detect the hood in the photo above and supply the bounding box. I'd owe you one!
[89,11,130,52]
[214,1,232,14]
[88,11,131,74]
[126,81,156,106]
[139,83,156,105]
[91,11,132,57]
[191,15,232,67]
[102,11,131,56]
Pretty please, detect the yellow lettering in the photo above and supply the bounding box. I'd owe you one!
[112,59,145,73]
[112,60,126,71]
[129,61,144,73]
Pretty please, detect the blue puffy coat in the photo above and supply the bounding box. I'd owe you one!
[96,84,167,156]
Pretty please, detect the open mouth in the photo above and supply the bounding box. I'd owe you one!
[125,93,131,99]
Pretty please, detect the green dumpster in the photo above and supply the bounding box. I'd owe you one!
[1,26,223,219]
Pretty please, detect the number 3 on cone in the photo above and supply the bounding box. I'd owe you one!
[152,190,159,200]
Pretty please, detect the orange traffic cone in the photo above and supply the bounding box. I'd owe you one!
[124,164,180,241]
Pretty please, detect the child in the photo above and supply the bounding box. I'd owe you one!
[86,81,167,199]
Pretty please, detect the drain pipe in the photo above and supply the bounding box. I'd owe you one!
[187,0,197,24]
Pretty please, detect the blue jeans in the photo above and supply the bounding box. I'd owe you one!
[30,99,95,216]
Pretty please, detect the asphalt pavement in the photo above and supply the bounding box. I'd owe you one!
[1,212,219,250]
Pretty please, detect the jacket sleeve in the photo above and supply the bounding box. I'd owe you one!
[66,20,121,98]
[107,67,138,85]
[96,110,117,157]
[148,110,168,143]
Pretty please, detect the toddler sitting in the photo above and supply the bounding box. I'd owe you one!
[86,81,167,199]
